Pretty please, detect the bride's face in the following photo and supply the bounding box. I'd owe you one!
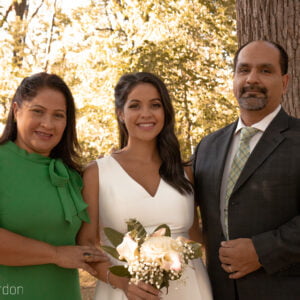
[119,83,165,143]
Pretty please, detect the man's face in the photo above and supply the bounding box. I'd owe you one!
[233,41,288,115]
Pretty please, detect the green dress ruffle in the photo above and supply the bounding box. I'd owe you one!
[0,141,89,299]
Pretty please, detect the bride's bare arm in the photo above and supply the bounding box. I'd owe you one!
[77,162,128,290]
[184,165,203,244]
[78,161,160,299]
[189,206,203,243]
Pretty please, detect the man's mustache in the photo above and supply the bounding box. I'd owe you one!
[240,85,268,95]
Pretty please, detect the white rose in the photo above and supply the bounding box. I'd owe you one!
[140,236,183,272]
[116,233,139,262]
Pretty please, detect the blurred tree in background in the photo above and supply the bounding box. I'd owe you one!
[235,0,300,118]
[0,0,238,163]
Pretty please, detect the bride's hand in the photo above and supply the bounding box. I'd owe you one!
[126,281,161,300]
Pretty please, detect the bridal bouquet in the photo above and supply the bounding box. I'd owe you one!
[101,219,201,290]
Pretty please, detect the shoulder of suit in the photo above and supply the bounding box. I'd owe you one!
[279,109,300,129]
[201,122,236,142]
[193,122,236,158]
[287,114,300,126]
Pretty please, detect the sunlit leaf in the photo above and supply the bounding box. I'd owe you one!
[101,245,123,261]
[103,227,124,247]
[153,224,171,237]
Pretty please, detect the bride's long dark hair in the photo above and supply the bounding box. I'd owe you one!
[114,72,192,195]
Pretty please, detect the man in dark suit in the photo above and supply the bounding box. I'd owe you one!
[193,40,300,299]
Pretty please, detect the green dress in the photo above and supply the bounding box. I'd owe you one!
[0,141,89,300]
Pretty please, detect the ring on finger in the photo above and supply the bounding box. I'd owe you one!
[83,252,92,258]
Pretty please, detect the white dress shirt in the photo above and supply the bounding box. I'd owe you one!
[220,105,282,236]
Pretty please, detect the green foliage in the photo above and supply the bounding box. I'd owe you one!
[102,218,202,288]
[185,241,202,260]
[103,227,125,247]
[100,245,121,261]
[109,265,131,277]
[0,0,238,162]
[153,224,171,237]
[127,219,147,244]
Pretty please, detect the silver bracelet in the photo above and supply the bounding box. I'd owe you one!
[106,269,116,289]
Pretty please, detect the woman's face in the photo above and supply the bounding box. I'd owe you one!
[119,83,165,143]
[13,88,67,157]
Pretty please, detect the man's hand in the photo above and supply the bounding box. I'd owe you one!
[219,238,262,279]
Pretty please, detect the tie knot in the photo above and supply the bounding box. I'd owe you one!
[240,127,259,142]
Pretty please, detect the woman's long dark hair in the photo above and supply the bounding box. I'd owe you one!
[114,72,192,194]
[0,72,81,173]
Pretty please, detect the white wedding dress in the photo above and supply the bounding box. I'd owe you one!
[94,156,213,300]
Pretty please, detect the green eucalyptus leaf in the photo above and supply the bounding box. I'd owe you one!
[186,242,202,259]
[153,273,164,289]
[126,219,147,241]
[159,272,170,290]
[152,224,171,237]
[100,245,123,261]
[103,227,124,247]
[109,265,131,277]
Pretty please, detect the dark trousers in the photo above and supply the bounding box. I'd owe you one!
[234,280,239,300]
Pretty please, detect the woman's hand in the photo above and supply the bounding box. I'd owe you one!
[53,245,109,275]
[125,281,161,300]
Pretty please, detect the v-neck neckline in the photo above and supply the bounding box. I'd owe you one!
[110,156,162,198]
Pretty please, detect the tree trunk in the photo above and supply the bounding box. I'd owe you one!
[235,0,300,117]
[44,0,57,72]
[13,0,28,20]
[12,0,28,68]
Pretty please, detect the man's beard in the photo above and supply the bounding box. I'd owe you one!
[238,85,268,111]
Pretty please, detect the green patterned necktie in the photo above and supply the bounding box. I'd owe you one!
[224,126,259,239]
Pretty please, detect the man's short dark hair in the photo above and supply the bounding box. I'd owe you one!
[233,40,289,75]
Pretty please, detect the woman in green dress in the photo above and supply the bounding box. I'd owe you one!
[0,72,107,300]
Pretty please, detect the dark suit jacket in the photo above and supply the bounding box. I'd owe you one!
[193,109,300,300]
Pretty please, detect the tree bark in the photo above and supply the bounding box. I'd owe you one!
[13,0,28,20]
[235,0,300,117]
[11,0,28,68]
[44,0,57,72]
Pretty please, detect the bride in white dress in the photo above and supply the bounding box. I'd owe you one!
[78,72,212,300]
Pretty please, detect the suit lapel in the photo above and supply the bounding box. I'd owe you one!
[232,109,289,194]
